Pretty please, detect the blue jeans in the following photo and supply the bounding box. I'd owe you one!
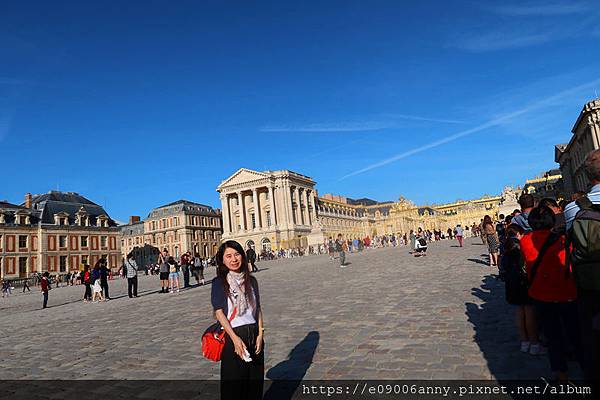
[43,292,48,308]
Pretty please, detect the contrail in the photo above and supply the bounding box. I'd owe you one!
[341,78,600,180]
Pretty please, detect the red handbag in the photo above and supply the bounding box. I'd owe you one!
[202,307,237,362]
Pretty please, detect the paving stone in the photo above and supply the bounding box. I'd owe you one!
[0,238,564,380]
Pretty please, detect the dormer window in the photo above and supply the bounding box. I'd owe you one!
[15,211,30,225]
[54,212,69,225]
[0,213,5,224]
[97,215,109,228]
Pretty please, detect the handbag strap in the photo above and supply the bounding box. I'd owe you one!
[228,306,237,322]
[528,232,560,286]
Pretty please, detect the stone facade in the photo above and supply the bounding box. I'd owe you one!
[521,169,565,201]
[120,200,222,263]
[217,168,514,248]
[0,191,121,278]
[217,168,322,251]
[555,99,600,195]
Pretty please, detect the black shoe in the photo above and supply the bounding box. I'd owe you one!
[129,295,133,298]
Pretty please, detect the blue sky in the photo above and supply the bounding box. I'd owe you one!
[2,1,600,222]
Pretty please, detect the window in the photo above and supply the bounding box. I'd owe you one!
[261,238,272,252]
[266,211,271,227]
[0,234,2,250]
[152,221,156,231]
[251,214,256,229]
[101,236,108,248]
[173,217,179,226]
[265,191,269,200]
[59,236,67,248]
[19,235,27,248]
[19,257,27,276]
[81,255,88,266]
[81,236,88,248]
[59,256,67,272]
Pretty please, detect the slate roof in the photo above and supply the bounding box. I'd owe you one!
[30,191,117,226]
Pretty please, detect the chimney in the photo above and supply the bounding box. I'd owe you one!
[25,193,32,208]
[129,216,141,224]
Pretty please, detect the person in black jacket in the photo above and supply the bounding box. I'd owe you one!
[98,259,111,300]
[246,244,258,273]
[502,224,542,355]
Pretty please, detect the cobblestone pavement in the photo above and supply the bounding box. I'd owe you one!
[0,238,570,380]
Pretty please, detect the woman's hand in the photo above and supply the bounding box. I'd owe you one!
[255,333,263,354]
[231,335,247,359]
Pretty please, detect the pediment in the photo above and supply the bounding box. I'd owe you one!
[218,168,270,189]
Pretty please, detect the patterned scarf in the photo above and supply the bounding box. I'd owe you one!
[226,270,249,315]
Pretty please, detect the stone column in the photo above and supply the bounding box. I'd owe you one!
[286,184,294,226]
[237,191,246,231]
[294,186,301,225]
[269,186,277,227]
[220,194,231,235]
[252,188,261,229]
[309,190,318,223]
[589,115,600,149]
[302,189,310,225]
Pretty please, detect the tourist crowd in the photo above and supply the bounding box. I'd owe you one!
[489,149,600,386]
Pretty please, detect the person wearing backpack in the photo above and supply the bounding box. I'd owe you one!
[502,224,541,355]
[520,205,582,382]
[125,253,139,298]
[564,149,600,385]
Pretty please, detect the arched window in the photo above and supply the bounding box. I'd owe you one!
[261,238,271,252]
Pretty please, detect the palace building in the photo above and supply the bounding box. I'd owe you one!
[217,168,517,250]
[0,191,121,279]
[555,99,600,195]
[217,168,323,251]
[120,200,222,265]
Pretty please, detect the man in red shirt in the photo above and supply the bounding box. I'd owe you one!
[40,272,51,309]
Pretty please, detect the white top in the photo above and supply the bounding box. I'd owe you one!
[227,288,257,328]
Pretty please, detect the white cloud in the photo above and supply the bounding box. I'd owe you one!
[261,114,464,133]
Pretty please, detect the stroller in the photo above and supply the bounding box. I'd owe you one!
[413,237,428,257]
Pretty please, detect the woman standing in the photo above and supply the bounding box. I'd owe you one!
[211,240,264,400]
[158,249,170,294]
[167,256,180,293]
[520,206,582,382]
[482,215,499,266]
[194,253,205,285]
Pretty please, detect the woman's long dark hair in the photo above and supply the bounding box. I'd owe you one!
[216,240,255,309]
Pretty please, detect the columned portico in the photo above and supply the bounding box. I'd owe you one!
[217,168,323,250]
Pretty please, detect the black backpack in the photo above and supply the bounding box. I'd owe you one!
[567,196,600,291]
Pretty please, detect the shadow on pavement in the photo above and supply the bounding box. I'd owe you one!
[465,275,586,398]
[264,331,320,400]
[467,258,489,266]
